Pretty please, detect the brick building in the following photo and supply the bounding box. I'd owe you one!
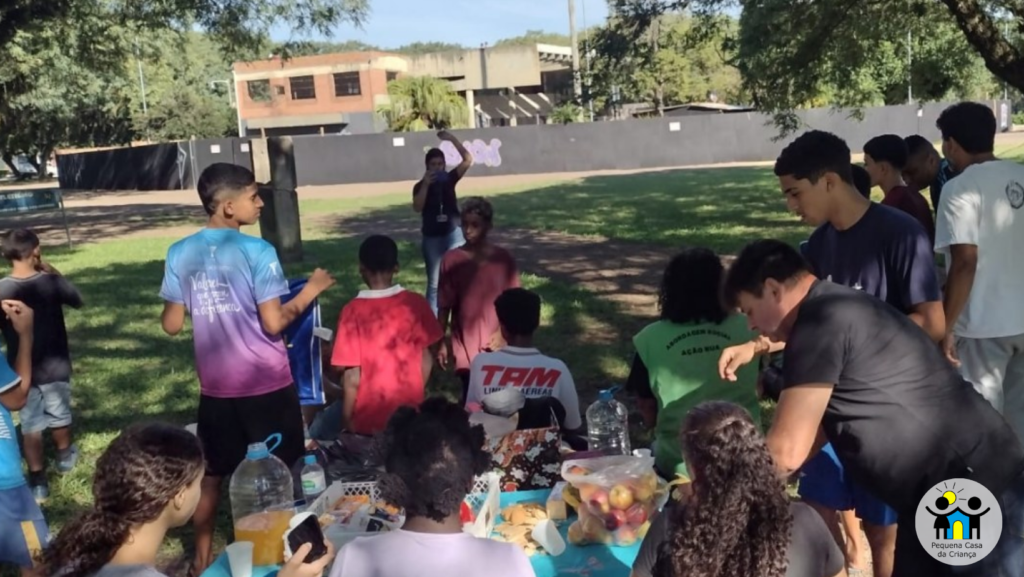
[232,44,573,136]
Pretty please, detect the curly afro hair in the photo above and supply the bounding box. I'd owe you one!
[658,247,728,326]
[377,398,491,522]
[655,401,793,577]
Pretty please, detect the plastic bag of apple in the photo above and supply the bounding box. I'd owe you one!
[561,455,668,547]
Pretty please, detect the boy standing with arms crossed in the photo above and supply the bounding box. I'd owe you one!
[0,229,84,502]
[160,163,334,573]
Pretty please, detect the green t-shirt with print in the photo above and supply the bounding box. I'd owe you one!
[633,314,761,478]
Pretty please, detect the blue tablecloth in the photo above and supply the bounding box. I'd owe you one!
[500,489,640,577]
[203,553,278,577]
[201,489,640,577]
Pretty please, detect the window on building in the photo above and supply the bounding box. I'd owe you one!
[333,72,362,96]
[386,71,399,83]
[289,75,316,100]
[247,80,271,102]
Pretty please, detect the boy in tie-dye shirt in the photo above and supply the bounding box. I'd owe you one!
[159,163,334,573]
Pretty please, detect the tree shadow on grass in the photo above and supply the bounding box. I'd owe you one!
[316,165,805,255]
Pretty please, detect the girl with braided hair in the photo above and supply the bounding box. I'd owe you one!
[39,423,333,577]
[330,398,533,577]
[632,402,847,577]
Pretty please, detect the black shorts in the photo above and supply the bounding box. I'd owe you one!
[197,385,305,478]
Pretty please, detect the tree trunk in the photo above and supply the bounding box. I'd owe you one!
[940,0,1024,92]
[1,153,23,178]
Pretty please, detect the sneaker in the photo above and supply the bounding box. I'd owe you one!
[56,445,79,474]
[31,483,49,504]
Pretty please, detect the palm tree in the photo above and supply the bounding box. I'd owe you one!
[377,75,468,132]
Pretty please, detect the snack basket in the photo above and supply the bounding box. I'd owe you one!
[463,472,501,539]
[308,473,500,547]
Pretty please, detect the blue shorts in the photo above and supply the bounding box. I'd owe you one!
[0,485,49,567]
[20,382,72,434]
[798,443,899,527]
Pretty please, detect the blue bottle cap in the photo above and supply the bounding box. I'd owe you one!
[304,454,316,466]
[246,442,270,460]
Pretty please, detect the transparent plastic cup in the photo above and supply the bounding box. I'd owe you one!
[225,541,254,577]
[531,519,566,556]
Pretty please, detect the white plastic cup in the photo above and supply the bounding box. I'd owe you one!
[531,519,566,556]
[225,541,254,577]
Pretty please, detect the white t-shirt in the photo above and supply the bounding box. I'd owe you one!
[466,347,582,429]
[329,529,536,577]
[935,160,1024,338]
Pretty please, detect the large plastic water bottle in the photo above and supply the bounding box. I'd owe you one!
[230,434,295,566]
[586,387,630,455]
[300,454,326,502]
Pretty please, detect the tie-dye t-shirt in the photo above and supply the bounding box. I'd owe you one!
[160,229,292,398]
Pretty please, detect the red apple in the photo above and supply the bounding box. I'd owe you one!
[588,488,611,515]
[604,508,628,531]
[625,503,648,527]
[609,484,635,510]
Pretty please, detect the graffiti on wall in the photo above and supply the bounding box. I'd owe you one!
[425,139,503,168]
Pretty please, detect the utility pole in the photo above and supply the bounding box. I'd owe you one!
[134,37,150,140]
[569,0,583,121]
[653,18,664,116]
[906,30,913,105]
[581,0,594,121]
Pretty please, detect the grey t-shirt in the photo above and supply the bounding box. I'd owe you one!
[91,565,167,577]
[632,501,844,577]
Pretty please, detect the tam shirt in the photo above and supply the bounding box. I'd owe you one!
[466,347,582,429]
[160,228,293,398]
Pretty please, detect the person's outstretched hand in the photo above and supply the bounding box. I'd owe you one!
[718,341,757,382]
[1,300,34,336]
[308,268,336,294]
[280,541,336,577]
[437,130,456,142]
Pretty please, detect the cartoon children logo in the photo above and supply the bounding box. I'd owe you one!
[915,478,1002,566]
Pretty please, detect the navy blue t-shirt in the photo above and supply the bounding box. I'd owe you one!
[803,203,941,313]
[414,169,462,237]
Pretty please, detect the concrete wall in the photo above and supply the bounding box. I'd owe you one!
[292,102,956,186]
[57,102,1010,192]
[405,45,542,91]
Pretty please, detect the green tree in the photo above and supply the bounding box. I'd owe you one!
[132,31,238,140]
[394,41,465,55]
[604,0,1008,133]
[377,76,468,131]
[589,14,742,115]
[1,0,369,175]
[495,30,572,47]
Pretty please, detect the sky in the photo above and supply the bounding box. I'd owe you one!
[270,0,611,48]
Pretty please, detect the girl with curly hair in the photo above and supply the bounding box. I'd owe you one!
[632,402,846,577]
[329,398,533,577]
[627,247,762,478]
[39,423,333,577]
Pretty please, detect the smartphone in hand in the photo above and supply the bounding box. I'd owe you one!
[286,513,329,564]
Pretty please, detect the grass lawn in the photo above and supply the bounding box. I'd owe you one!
[8,150,1020,573]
